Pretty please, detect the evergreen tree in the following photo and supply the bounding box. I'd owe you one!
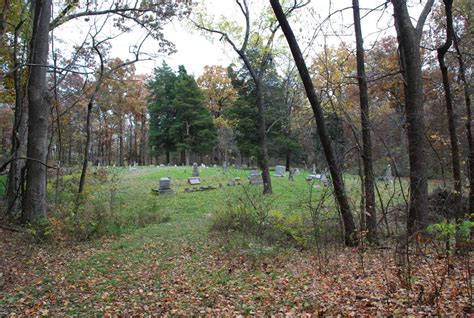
[147,64,216,164]
[147,62,177,163]
[170,65,216,164]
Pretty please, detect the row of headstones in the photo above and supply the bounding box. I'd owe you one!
[157,163,395,194]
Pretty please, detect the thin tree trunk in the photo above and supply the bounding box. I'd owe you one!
[437,0,462,217]
[6,22,27,217]
[22,0,52,222]
[78,99,93,194]
[270,0,356,246]
[352,0,377,242]
[119,114,124,166]
[255,80,272,194]
[285,149,291,172]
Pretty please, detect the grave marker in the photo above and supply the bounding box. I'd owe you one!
[274,165,286,177]
[159,177,174,194]
[192,162,199,177]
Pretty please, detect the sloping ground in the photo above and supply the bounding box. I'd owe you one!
[0,169,471,315]
[0,225,471,316]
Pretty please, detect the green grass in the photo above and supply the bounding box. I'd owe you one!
[4,166,459,315]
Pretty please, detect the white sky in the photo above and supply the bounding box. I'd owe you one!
[54,0,428,77]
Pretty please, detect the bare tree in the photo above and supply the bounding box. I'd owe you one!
[436,0,462,218]
[352,0,376,242]
[193,0,282,194]
[269,0,357,246]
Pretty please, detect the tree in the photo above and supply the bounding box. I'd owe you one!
[392,0,434,235]
[198,65,237,119]
[198,65,238,163]
[22,0,52,222]
[171,65,216,165]
[193,0,290,194]
[352,0,376,242]
[147,62,178,164]
[436,0,462,218]
[269,0,357,246]
[147,64,216,165]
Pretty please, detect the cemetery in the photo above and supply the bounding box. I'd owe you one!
[0,0,472,315]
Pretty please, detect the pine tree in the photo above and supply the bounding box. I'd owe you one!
[147,62,177,164]
[147,64,216,164]
[171,66,216,164]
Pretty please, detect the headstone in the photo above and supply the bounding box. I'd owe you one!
[294,168,300,174]
[306,174,318,181]
[320,173,329,186]
[312,163,316,174]
[288,168,295,181]
[223,161,228,174]
[201,163,206,168]
[192,162,199,177]
[249,171,263,185]
[159,177,174,194]
[213,164,217,168]
[274,165,286,177]
[249,170,259,178]
[385,164,394,184]
[188,177,201,185]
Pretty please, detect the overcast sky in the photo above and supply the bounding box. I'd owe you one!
[55,0,427,77]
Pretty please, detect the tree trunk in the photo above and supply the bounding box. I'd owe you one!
[180,150,185,165]
[437,0,462,217]
[6,25,28,218]
[352,0,377,243]
[285,149,291,172]
[119,115,124,166]
[392,0,432,235]
[255,81,272,194]
[270,0,357,246]
[22,0,52,222]
[78,99,93,194]
[452,20,473,216]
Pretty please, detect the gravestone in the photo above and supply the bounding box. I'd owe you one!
[385,164,394,184]
[159,177,174,194]
[192,162,199,177]
[249,170,263,185]
[160,164,165,167]
[320,173,329,186]
[188,177,201,185]
[274,165,286,177]
[223,161,228,174]
[312,163,316,174]
[288,168,295,181]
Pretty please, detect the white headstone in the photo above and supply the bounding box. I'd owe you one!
[274,165,286,177]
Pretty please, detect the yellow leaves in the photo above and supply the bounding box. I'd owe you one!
[214,117,231,128]
[197,65,237,117]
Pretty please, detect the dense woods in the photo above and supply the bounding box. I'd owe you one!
[0,0,472,315]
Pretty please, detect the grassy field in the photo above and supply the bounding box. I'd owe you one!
[0,167,471,315]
